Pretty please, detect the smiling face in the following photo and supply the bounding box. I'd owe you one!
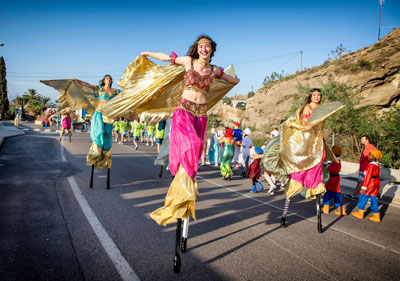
[197,39,212,60]
[311,91,322,104]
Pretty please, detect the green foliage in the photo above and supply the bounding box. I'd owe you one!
[208,115,222,129]
[0,56,9,119]
[223,96,232,106]
[252,137,267,147]
[263,71,285,85]
[292,78,400,168]
[248,91,255,98]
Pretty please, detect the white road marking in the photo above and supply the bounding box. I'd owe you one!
[34,129,40,132]
[44,129,51,132]
[55,130,60,133]
[22,128,29,131]
[67,177,140,281]
[60,139,140,280]
[60,137,66,162]
[199,177,400,256]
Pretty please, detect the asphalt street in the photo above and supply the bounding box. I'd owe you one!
[0,122,399,281]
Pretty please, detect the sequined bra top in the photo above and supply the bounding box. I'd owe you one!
[96,86,120,101]
[183,61,213,94]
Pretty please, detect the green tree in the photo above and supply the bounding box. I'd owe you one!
[23,89,39,103]
[223,96,232,106]
[0,56,9,119]
[248,91,255,98]
[263,70,285,85]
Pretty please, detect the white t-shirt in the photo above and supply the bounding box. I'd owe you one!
[242,135,253,158]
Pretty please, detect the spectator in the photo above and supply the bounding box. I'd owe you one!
[351,149,383,222]
[248,147,264,193]
[322,145,346,216]
[232,122,242,169]
[241,128,253,177]
[345,135,376,201]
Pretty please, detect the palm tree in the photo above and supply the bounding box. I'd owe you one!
[39,95,51,107]
[22,89,39,105]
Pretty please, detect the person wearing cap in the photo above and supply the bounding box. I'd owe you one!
[344,135,376,201]
[247,147,264,193]
[241,128,253,177]
[232,122,243,169]
[219,127,235,180]
[208,128,219,166]
[351,149,383,222]
[322,145,346,216]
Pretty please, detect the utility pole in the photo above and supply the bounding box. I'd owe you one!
[378,0,384,41]
[300,50,303,71]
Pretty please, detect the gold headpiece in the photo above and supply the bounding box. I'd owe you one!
[198,38,211,44]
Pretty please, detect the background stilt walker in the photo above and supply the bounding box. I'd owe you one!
[41,75,121,189]
[261,89,345,233]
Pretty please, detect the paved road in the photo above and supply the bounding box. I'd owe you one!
[1,122,400,281]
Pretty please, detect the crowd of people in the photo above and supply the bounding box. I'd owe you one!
[41,34,385,273]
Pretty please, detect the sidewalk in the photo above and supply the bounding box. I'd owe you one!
[0,121,25,148]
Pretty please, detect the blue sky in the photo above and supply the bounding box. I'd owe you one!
[1,0,399,102]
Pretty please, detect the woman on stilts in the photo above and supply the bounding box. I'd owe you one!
[262,88,345,233]
[143,35,239,272]
[72,75,121,189]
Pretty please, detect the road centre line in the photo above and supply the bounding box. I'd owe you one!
[67,177,140,281]
[59,139,140,280]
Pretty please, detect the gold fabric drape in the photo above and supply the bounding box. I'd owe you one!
[261,102,345,183]
[102,56,237,123]
[150,166,199,226]
[40,80,99,115]
[86,142,112,169]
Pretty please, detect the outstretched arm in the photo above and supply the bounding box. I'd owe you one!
[70,78,97,91]
[140,51,191,68]
[213,67,240,84]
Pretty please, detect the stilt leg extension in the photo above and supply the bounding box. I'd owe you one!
[280,199,291,227]
[90,165,94,188]
[316,194,322,233]
[173,219,182,273]
[107,168,110,189]
[181,217,189,253]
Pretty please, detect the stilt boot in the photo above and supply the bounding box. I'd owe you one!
[334,206,346,216]
[256,182,264,192]
[367,212,381,223]
[250,185,258,193]
[322,204,330,214]
[351,209,364,219]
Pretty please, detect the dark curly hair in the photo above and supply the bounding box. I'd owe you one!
[99,74,113,87]
[305,88,322,104]
[186,35,217,62]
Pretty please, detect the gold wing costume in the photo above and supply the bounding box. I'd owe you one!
[261,101,345,199]
[102,56,237,123]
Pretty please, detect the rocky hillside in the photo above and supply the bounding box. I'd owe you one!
[212,28,400,131]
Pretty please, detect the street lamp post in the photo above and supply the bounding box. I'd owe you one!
[378,0,385,41]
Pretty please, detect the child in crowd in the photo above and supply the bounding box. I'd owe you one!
[351,149,383,223]
[322,145,346,216]
[146,124,155,146]
[248,147,264,193]
[132,120,141,150]
[155,121,166,153]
